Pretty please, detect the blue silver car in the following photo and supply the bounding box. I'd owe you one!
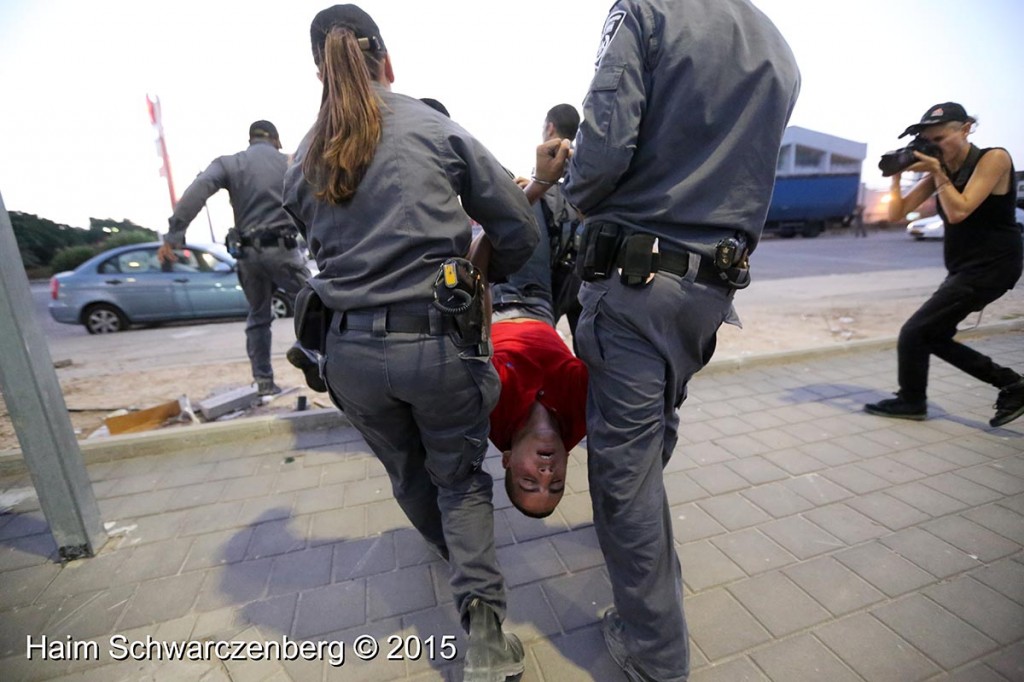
[48,242,292,334]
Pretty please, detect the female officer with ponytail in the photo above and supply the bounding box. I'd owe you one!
[283,6,538,681]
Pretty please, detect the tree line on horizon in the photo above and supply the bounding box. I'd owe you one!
[9,212,158,277]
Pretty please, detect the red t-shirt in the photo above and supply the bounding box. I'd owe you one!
[489,319,588,452]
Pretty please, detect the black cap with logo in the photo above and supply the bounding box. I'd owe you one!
[899,102,975,138]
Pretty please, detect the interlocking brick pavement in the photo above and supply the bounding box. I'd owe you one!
[0,333,1021,681]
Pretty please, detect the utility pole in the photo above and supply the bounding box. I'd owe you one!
[0,192,106,560]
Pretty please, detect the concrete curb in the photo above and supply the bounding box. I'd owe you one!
[1,319,1020,478]
[0,408,352,478]
[702,318,1023,375]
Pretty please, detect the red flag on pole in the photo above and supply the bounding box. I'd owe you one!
[147,94,177,210]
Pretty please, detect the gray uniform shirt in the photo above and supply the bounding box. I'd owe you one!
[283,88,539,312]
[165,140,292,247]
[564,0,801,255]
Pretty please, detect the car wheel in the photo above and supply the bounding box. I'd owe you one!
[83,303,127,334]
[270,293,292,319]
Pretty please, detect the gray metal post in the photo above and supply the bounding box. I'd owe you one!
[0,192,106,560]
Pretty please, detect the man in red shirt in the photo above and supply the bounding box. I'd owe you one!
[468,133,589,518]
[489,316,588,518]
[472,135,586,519]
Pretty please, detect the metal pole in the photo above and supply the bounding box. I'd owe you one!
[204,203,216,243]
[0,191,106,560]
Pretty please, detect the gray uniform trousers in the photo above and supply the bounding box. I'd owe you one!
[575,258,735,682]
[322,310,507,628]
[236,244,310,380]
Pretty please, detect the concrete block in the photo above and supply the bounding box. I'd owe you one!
[196,386,260,421]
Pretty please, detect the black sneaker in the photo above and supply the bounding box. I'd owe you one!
[864,394,927,421]
[463,598,524,682]
[286,345,327,393]
[255,378,282,397]
[991,379,1024,427]
[601,609,657,682]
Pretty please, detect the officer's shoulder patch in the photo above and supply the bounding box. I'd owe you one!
[595,10,626,67]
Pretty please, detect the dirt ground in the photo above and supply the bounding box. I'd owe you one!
[2,285,1023,453]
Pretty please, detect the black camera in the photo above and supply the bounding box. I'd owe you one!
[878,137,942,177]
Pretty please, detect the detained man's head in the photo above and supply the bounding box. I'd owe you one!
[503,402,569,518]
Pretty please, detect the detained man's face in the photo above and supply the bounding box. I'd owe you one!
[503,403,569,518]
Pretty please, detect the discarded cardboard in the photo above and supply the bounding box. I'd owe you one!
[104,399,182,435]
[197,385,260,421]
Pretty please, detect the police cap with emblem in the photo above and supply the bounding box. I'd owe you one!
[310,4,386,67]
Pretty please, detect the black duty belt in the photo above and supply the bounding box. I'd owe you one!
[335,307,457,335]
[654,247,733,290]
[239,231,292,248]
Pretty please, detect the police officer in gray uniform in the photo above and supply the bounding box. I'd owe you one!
[282,6,538,681]
[563,2,800,680]
[161,121,319,396]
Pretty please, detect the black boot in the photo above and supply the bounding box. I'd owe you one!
[864,393,927,421]
[463,598,524,682]
[991,378,1024,427]
[601,608,658,682]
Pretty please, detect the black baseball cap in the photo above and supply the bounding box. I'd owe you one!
[310,4,386,66]
[899,102,974,138]
[249,120,279,140]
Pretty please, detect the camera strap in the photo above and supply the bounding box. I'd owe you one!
[944,144,982,190]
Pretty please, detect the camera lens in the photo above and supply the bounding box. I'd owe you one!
[879,148,915,177]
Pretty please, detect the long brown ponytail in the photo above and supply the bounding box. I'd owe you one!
[303,27,384,204]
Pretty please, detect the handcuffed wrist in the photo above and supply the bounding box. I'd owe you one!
[530,175,556,186]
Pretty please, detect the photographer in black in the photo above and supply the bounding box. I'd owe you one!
[865,103,1024,427]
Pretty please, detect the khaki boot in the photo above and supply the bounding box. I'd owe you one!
[463,598,524,682]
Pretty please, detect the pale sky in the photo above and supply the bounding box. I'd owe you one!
[1,0,1022,244]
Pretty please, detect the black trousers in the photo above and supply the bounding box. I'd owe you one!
[897,273,1019,401]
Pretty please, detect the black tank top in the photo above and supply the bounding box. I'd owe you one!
[939,146,1022,288]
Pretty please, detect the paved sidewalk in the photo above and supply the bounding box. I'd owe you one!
[0,333,1022,681]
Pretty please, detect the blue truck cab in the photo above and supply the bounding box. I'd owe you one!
[767,127,867,238]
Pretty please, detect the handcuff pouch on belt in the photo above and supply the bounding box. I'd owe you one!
[577,222,624,282]
[294,284,331,354]
[432,257,489,355]
[577,223,657,286]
